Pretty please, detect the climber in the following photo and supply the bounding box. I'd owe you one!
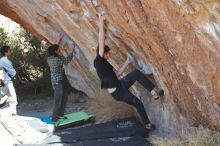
[94,13,164,130]
[0,67,14,110]
[47,34,76,122]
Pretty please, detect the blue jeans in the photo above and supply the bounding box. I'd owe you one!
[111,69,155,124]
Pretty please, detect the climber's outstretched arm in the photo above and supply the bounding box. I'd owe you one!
[98,14,105,57]
[115,54,133,77]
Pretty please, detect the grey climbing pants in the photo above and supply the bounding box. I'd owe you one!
[52,82,68,122]
[111,69,155,124]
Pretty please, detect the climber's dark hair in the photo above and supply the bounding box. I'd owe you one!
[47,44,59,57]
[96,45,111,54]
[1,46,10,56]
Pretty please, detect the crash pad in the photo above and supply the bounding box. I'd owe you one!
[68,137,150,146]
[16,137,150,146]
[43,117,148,144]
[54,111,94,130]
[37,116,53,125]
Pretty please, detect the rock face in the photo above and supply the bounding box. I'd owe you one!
[0,0,220,136]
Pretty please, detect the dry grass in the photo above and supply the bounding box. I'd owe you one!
[86,91,136,123]
[151,126,220,146]
[68,92,86,103]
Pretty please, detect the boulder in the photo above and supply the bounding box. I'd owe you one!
[0,0,220,136]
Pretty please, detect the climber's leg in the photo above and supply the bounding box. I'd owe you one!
[111,87,150,125]
[121,69,164,99]
[121,69,154,90]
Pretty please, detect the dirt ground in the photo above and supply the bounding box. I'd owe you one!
[17,91,135,125]
[17,95,86,118]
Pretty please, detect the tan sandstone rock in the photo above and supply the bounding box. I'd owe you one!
[0,0,220,136]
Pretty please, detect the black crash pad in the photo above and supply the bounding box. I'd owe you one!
[16,137,150,146]
[43,117,148,144]
[67,137,150,146]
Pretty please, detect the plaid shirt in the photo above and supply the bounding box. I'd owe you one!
[47,54,73,85]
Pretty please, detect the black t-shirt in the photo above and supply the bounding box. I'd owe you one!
[94,54,120,89]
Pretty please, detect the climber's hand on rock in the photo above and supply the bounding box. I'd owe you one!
[59,47,67,57]
[57,33,64,44]
[126,53,134,64]
[98,13,105,21]
[68,42,76,53]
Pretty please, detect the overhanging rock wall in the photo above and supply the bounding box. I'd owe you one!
[0,0,220,136]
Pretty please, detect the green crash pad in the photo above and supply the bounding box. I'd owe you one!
[55,111,94,130]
